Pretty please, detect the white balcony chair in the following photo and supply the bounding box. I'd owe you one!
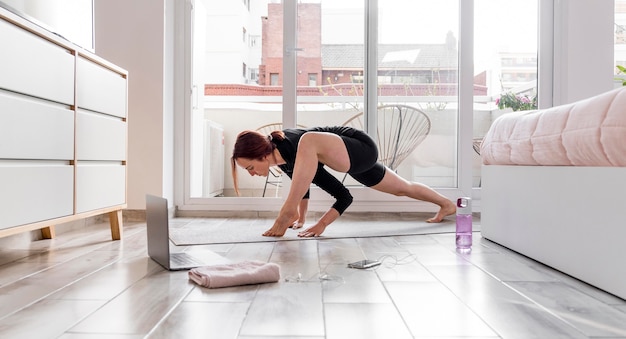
[341,104,431,181]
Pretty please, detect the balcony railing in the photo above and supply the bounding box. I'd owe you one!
[196,91,529,197]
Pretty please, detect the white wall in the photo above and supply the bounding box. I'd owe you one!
[94,0,174,209]
[2,0,94,50]
[163,0,176,203]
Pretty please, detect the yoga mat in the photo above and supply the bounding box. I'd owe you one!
[169,213,478,245]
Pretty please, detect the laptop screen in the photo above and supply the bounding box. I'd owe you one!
[145,194,172,269]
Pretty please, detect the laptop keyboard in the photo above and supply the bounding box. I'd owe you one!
[170,253,204,267]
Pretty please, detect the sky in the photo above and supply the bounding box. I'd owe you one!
[320,0,538,65]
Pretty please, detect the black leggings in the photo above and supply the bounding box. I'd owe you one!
[340,129,386,187]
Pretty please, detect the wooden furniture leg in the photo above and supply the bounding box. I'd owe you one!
[109,210,123,240]
[41,226,55,239]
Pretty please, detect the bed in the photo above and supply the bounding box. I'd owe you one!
[480,86,626,300]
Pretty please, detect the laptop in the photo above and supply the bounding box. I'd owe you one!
[146,194,229,271]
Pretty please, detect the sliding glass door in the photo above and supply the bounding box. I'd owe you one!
[181,0,540,211]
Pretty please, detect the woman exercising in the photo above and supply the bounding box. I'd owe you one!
[231,126,456,237]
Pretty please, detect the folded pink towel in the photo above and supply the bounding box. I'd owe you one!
[188,261,280,288]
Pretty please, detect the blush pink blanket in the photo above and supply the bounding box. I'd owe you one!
[481,87,626,166]
[188,261,280,288]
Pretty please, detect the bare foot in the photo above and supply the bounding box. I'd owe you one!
[297,224,327,237]
[426,200,457,223]
[263,210,298,237]
[289,221,305,229]
[262,222,291,237]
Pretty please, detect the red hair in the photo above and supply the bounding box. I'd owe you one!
[231,129,285,195]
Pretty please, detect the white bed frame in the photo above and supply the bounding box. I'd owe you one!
[481,165,626,300]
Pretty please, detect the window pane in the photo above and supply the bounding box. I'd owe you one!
[473,0,538,187]
[270,73,279,86]
[294,0,460,188]
[192,0,283,198]
[295,1,365,128]
[374,0,459,188]
[295,1,365,183]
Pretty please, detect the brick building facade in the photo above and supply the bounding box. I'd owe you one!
[204,3,487,97]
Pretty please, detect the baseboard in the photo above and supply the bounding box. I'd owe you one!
[122,209,146,222]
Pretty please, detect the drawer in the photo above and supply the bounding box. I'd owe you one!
[77,57,127,118]
[76,110,126,161]
[0,19,74,105]
[0,162,74,229]
[76,163,126,213]
[0,91,74,160]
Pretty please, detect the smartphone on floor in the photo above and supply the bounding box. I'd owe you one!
[348,259,381,269]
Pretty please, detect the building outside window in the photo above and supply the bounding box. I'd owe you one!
[250,68,259,83]
[270,73,279,86]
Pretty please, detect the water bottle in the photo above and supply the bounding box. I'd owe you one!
[455,197,472,253]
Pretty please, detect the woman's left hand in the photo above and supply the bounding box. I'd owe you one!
[297,223,327,237]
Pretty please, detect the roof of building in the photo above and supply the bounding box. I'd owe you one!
[322,44,458,70]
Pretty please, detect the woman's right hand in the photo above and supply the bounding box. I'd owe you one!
[262,207,299,237]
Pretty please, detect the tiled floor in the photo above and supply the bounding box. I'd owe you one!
[0,214,625,338]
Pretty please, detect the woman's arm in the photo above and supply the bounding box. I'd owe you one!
[311,164,353,214]
[263,132,351,237]
[297,165,352,237]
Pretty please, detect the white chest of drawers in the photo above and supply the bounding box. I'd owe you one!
[0,8,127,240]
